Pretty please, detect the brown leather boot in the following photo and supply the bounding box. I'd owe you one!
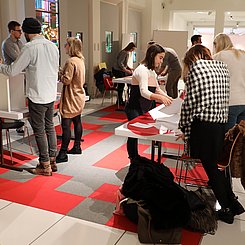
[50,157,57,172]
[28,161,52,176]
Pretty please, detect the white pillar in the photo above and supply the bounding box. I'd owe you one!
[214,10,225,36]
[118,0,128,49]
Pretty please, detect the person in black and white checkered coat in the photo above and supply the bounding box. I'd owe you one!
[178,45,244,224]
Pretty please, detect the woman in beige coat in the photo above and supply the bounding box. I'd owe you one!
[56,37,86,163]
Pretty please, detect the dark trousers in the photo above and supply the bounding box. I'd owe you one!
[28,99,57,162]
[112,68,126,103]
[60,115,82,152]
[190,119,235,208]
[125,106,142,159]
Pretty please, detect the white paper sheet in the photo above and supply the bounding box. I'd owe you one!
[129,122,153,129]
[158,97,183,115]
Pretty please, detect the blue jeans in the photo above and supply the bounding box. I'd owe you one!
[124,106,142,159]
[28,99,57,162]
[226,105,245,130]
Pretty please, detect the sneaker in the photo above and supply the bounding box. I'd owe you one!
[56,151,68,163]
[67,147,82,154]
[216,208,234,224]
[231,198,245,216]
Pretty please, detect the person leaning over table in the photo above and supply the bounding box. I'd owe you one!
[213,33,245,131]
[177,44,244,224]
[112,42,136,105]
[56,37,86,163]
[147,41,182,99]
[0,17,59,176]
[125,43,173,160]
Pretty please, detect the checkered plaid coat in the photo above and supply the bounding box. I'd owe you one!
[179,59,230,139]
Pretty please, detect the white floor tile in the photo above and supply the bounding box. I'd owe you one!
[235,191,245,221]
[232,178,245,194]
[0,203,63,245]
[31,216,125,245]
[116,231,143,245]
[202,219,245,245]
[0,199,11,209]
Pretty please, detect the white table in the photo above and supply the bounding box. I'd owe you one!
[115,103,184,163]
[112,76,132,84]
[112,75,168,85]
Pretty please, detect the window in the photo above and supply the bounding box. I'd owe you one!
[105,31,113,53]
[76,32,83,42]
[130,32,137,63]
[35,0,59,47]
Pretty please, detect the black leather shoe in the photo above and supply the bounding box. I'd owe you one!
[67,147,82,154]
[231,198,245,215]
[56,152,68,163]
[216,208,234,224]
[16,128,24,134]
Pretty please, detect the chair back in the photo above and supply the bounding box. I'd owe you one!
[99,62,107,70]
[103,76,115,90]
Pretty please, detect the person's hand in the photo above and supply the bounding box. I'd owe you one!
[176,133,185,141]
[159,95,173,106]
[126,69,133,75]
[0,58,3,64]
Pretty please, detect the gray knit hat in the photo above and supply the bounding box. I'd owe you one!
[22,17,41,34]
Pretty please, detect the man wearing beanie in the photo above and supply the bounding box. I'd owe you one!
[0,17,59,176]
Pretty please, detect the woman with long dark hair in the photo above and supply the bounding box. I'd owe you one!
[112,42,136,105]
[125,43,172,160]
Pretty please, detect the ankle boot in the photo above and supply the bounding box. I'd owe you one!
[67,146,82,154]
[28,161,52,176]
[230,196,245,215]
[56,150,68,163]
[50,157,57,172]
[216,208,234,224]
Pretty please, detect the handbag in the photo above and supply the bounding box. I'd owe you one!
[137,205,182,244]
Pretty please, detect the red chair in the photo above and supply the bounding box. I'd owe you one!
[101,76,118,105]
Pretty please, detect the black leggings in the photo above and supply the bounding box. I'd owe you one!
[60,115,82,151]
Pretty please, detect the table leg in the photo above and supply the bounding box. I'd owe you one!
[151,141,155,162]
[157,141,162,164]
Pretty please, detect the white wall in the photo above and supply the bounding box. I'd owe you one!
[100,2,119,69]
[172,13,187,31]
[64,0,89,68]
[128,8,142,64]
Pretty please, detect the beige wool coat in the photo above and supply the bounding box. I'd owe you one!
[59,56,85,118]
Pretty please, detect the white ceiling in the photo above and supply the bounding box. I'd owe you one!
[174,11,245,27]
